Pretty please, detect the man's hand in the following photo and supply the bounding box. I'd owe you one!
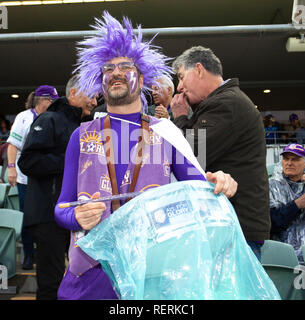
[154,105,169,119]
[206,171,238,199]
[8,167,17,187]
[170,93,190,119]
[295,193,305,209]
[74,192,106,230]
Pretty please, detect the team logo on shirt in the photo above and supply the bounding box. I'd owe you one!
[99,174,112,194]
[80,130,105,156]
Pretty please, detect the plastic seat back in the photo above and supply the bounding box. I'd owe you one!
[0,208,23,241]
[0,226,17,279]
[263,265,305,300]
[261,240,299,268]
[3,167,8,183]
[5,186,19,211]
[0,183,10,208]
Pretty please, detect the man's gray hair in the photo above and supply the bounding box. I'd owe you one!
[65,75,80,97]
[172,46,223,76]
[158,75,175,96]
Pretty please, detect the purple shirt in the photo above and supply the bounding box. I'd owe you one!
[55,112,205,299]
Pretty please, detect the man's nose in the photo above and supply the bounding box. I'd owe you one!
[177,81,183,93]
[112,65,123,75]
[286,159,293,165]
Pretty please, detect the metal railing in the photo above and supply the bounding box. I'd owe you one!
[265,130,305,145]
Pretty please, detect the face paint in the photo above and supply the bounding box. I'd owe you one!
[102,73,110,95]
[125,71,138,94]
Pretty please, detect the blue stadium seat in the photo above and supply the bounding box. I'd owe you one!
[0,183,10,208]
[263,265,305,300]
[0,209,23,279]
[5,186,19,211]
[261,240,299,268]
[0,227,17,279]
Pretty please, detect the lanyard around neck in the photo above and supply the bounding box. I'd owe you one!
[103,114,150,211]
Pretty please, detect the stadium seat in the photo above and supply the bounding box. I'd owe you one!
[5,186,19,211]
[261,240,299,268]
[3,167,8,183]
[263,265,305,300]
[0,209,23,279]
[0,227,17,279]
[0,183,10,208]
[0,208,23,241]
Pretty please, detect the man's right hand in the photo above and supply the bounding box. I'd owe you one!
[170,93,190,119]
[8,167,17,187]
[74,192,106,230]
[295,193,305,209]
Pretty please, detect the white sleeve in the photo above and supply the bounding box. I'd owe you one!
[7,112,32,150]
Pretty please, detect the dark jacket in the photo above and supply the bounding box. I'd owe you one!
[173,78,270,241]
[92,103,107,119]
[18,97,83,227]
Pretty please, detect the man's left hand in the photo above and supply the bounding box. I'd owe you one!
[206,171,238,199]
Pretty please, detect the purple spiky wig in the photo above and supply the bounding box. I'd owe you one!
[74,11,173,111]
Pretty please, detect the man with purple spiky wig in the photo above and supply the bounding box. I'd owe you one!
[54,11,238,300]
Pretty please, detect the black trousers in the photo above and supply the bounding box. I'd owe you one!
[29,221,70,300]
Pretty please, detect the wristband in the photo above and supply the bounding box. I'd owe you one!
[8,163,16,168]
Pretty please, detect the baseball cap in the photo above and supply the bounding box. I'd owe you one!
[35,85,59,100]
[280,143,305,158]
[289,113,299,123]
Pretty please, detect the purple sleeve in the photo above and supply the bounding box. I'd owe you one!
[55,127,82,231]
[171,147,206,181]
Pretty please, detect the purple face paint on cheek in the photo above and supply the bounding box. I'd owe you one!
[102,73,110,95]
[125,71,138,94]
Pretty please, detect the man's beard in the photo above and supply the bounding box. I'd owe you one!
[107,83,141,107]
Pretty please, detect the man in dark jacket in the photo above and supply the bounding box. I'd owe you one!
[18,75,97,300]
[170,46,270,261]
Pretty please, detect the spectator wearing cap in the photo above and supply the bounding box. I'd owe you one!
[269,143,305,262]
[17,75,97,300]
[7,85,59,270]
[288,113,305,145]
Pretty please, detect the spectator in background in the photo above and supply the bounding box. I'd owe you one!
[0,142,8,183]
[7,85,59,270]
[147,75,175,119]
[269,143,305,263]
[263,114,281,144]
[288,113,305,145]
[18,75,97,300]
[170,45,270,261]
[0,118,10,142]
